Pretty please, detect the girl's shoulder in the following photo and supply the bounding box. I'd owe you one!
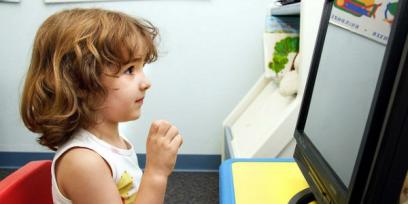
[56,147,111,177]
[54,147,121,203]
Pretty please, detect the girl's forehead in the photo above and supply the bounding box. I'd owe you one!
[120,37,148,62]
[121,52,146,67]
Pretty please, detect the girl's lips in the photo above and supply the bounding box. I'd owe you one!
[135,97,144,103]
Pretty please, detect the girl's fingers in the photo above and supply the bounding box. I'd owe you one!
[165,125,179,142]
[170,134,183,149]
[148,121,159,137]
[156,120,172,137]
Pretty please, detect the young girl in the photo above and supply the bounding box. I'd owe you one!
[20,8,183,204]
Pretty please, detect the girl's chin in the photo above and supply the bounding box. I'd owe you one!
[115,108,142,122]
[130,111,142,120]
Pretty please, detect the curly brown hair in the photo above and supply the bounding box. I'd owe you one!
[20,8,158,151]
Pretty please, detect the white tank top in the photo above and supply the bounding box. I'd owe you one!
[51,128,143,204]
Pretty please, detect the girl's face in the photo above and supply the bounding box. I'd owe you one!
[98,58,151,123]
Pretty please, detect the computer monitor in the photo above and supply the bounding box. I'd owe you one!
[293,0,408,203]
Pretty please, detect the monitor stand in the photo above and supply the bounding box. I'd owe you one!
[289,188,316,204]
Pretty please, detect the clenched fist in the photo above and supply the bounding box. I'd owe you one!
[144,120,183,178]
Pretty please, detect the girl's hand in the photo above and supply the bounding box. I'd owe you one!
[144,120,183,179]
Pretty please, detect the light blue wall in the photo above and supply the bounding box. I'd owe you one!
[0,0,269,154]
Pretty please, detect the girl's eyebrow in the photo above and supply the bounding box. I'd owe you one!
[122,56,145,67]
[116,58,145,74]
[123,56,145,67]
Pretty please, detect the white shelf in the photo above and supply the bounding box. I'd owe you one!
[223,76,300,158]
[269,2,301,16]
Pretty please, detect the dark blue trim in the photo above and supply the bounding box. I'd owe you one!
[137,154,221,171]
[0,152,221,172]
[219,158,295,204]
[0,152,54,169]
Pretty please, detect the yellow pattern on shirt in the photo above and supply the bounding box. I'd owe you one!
[116,171,137,204]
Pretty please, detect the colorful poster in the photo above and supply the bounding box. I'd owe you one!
[330,0,399,44]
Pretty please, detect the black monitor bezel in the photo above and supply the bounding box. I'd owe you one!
[293,0,408,203]
[359,0,408,202]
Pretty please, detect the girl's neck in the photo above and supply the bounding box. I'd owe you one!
[86,121,127,149]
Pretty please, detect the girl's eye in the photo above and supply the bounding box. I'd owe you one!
[124,66,135,75]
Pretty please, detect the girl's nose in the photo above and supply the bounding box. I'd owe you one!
[140,78,151,91]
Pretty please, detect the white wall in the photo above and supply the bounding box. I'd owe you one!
[0,0,271,154]
[298,0,325,96]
